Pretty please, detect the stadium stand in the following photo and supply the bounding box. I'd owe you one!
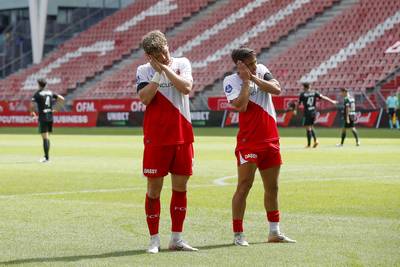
[268,0,400,95]
[0,0,213,100]
[0,0,399,106]
[79,0,338,99]
[381,75,400,97]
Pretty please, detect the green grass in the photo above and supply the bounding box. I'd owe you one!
[1,126,400,138]
[0,128,399,266]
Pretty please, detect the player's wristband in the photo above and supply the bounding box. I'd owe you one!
[151,72,161,84]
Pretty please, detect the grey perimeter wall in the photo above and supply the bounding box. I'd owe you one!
[0,0,134,14]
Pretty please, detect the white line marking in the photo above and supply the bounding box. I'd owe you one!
[0,174,398,200]
[0,187,145,199]
[212,175,236,186]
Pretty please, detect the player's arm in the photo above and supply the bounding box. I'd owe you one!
[29,101,36,118]
[150,55,192,95]
[230,81,251,112]
[345,105,350,123]
[53,95,65,112]
[230,61,252,112]
[137,61,160,105]
[320,94,338,105]
[287,101,297,115]
[250,72,281,95]
[138,81,158,106]
[294,95,303,116]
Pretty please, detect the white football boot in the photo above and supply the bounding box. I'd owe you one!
[146,235,160,254]
[39,157,50,163]
[233,233,249,246]
[268,232,296,243]
[168,239,198,251]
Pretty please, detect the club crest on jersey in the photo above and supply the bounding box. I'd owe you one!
[225,84,233,93]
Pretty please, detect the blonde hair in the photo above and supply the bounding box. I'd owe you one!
[141,30,168,54]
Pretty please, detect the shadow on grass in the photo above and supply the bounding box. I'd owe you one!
[0,243,240,265]
[0,249,147,265]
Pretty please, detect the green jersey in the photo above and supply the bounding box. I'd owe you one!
[343,96,356,118]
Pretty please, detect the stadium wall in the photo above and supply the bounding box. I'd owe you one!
[0,97,386,128]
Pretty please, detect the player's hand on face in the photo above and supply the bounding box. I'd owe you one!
[237,61,251,81]
[147,54,163,73]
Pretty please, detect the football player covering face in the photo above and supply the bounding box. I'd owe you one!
[223,47,296,246]
[136,30,197,254]
[147,45,171,67]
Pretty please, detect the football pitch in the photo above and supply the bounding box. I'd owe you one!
[0,127,399,266]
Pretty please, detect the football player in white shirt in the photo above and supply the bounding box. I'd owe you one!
[223,47,296,246]
[136,30,197,254]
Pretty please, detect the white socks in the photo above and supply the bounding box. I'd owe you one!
[171,232,182,241]
[269,222,280,235]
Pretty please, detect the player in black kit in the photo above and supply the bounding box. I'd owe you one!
[297,82,337,148]
[29,79,65,162]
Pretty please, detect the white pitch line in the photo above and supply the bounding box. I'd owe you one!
[0,174,398,200]
[0,187,145,199]
[0,181,236,199]
[213,175,237,186]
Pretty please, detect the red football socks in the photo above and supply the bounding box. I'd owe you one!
[170,190,187,232]
[233,219,243,233]
[145,194,161,235]
[267,210,280,222]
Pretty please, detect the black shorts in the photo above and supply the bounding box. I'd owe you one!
[343,115,355,128]
[344,120,355,128]
[39,121,53,133]
[388,108,396,118]
[303,112,316,126]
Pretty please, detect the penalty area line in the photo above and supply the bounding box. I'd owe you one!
[0,174,238,199]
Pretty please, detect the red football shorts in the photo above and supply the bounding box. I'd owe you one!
[235,141,282,170]
[143,143,194,178]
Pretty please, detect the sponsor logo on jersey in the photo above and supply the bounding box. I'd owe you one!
[244,153,257,159]
[39,90,52,96]
[159,82,174,88]
[144,168,158,174]
[225,84,233,93]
